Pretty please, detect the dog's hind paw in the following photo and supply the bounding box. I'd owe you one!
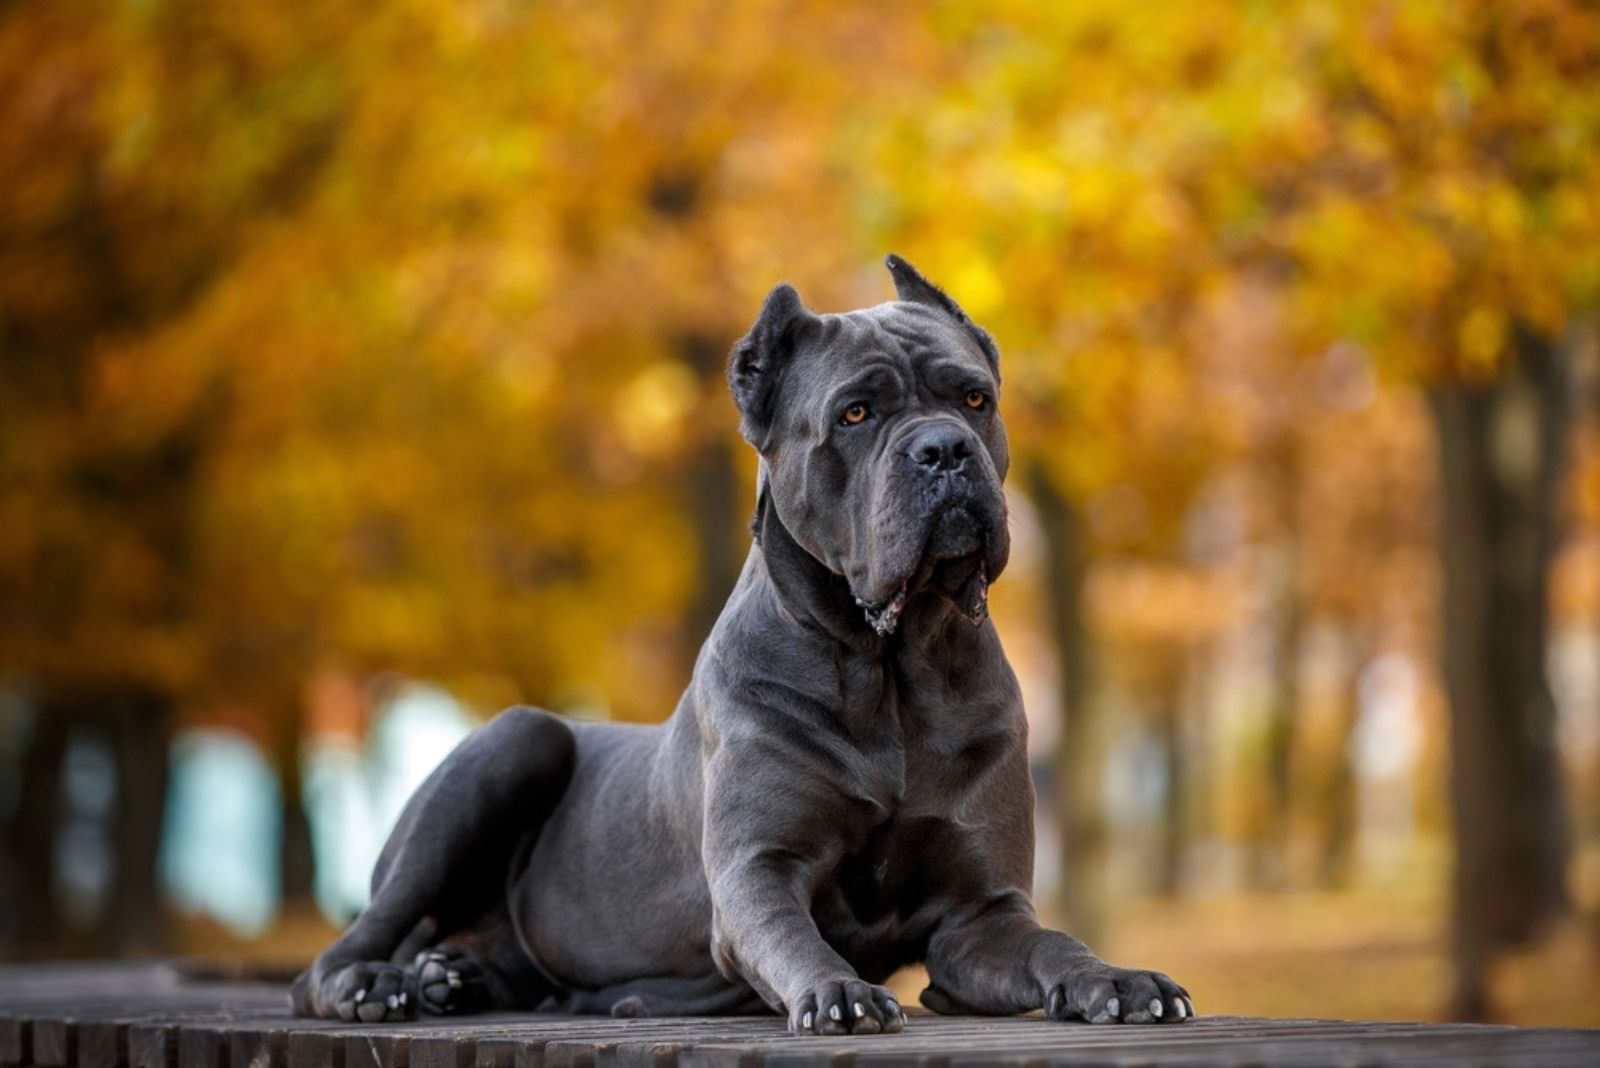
[611,995,650,1018]
[328,962,417,1023]
[413,945,493,1016]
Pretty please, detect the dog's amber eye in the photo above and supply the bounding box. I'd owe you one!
[841,403,870,425]
[964,390,987,409]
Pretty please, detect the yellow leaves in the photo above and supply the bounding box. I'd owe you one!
[1087,560,1234,645]
[1456,306,1506,379]
[7,0,1600,718]
[1062,159,1126,231]
[614,361,699,459]
[1483,184,1526,245]
[948,258,1006,320]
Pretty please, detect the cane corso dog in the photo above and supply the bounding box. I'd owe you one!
[292,256,1194,1034]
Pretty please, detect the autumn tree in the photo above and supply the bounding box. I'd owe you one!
[855,0,1600,1015]
[0,0,938,950]
[1277,1,1600,1016]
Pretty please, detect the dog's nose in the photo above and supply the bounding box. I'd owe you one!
[907,424,972,473]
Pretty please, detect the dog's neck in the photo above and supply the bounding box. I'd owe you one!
[751,485,969,654]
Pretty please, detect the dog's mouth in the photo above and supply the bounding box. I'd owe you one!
[858,585,911,637]
[856,558,989,637]
[855,504,994,637]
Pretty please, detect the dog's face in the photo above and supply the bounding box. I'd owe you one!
[728,256,1010,635]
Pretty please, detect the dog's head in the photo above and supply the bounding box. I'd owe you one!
[728,255,1010,635]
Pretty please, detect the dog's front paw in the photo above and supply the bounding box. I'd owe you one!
[1044,964,1194,1025]
[412,946,493,1016]
[788,978,906,1036]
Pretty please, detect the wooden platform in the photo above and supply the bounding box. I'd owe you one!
[3,963,1598,1068]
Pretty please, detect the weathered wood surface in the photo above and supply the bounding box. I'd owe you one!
[2,963,1598,1068]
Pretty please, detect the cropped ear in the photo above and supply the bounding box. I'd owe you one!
[728,282,816,447]
[884,254,1000,376]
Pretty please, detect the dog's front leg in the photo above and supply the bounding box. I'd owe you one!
[707,856,905,1035]
[923,892,1195,1025]
[702,734,907,1039]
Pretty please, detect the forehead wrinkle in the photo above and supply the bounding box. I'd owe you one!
[812,313,848,347]
[875,307,991,374]
[869,314,995,406]
[811,313,914,392]
[825,358,907,404]
[925,356,997,384]
[790,315,856,413]
[873,314,941,362]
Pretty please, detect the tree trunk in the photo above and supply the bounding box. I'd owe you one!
[1316,643,1363,890]
[1028,463,1107,947]
[681,334,748,656]
[270,725,314,926]
[8,688,171,959]
[1251,435,1303,891]
[1156,678,1186,897]
[1430,327,1571,1020]
[1256,539,1302,891]
[682,437,745,648]
[107,691,170,955]
[10,701,68,959]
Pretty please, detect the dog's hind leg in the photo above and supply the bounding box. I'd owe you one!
[291,706,575,1021]
[409,902,551,1016]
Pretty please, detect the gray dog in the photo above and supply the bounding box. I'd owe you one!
[292,256,1194,1035]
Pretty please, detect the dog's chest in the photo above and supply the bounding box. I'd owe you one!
[808,813,945,973]
[810,647,1020,972]
[809,764,1001,977]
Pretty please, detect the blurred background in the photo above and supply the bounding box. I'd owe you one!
[3,0,1600,1028]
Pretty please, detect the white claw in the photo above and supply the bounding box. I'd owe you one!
[853,1002,865,1018]
[386,994,399,1010]
[829,1004,842,1022]
[353,989,366,1003]
[398,992,407,1006]
[1150,998,1163,1018]
[1106,996,1120,1017]
[447,973,463,989]
[1173,998,1186,1019]
[802,1011,814,1030]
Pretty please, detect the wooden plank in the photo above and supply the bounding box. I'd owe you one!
[131,1015,292,1068]
[232,1028,288,1068]
[840,1055,960,1068]
[446,1015,783,1068]
[0,966,1598,1068]
[0,1017,30,1066]
[341,1030,407,1068]
[409,1033,475,1068]
[604,1042,682,1068]
[735,1053,842,1068]
[179,1025,229,1068]
[129,1023,177,1068]
[287,1030,344,1068]
[677,1020,1402,1068]
[581,1019,793,1068]
[34,1016,78,1066]
[78,1019,128,1068]
[465,1037,525,1068]
[527,1042,588,1068]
